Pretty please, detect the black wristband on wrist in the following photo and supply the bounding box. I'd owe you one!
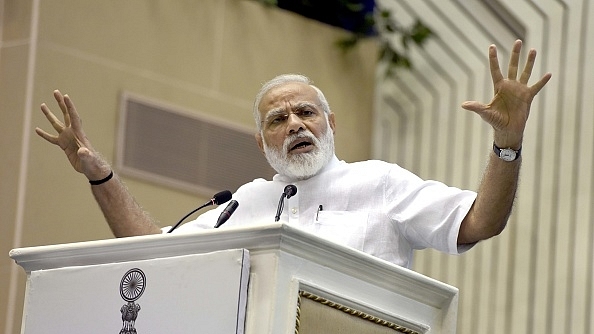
[89,170,114,185]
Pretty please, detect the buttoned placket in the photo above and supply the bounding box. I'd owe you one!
[287,191,299,224]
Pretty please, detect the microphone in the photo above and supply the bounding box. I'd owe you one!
[274,185,297,222]
[214,200,239,228]
[284,184,297,199]
[167,190,232,233]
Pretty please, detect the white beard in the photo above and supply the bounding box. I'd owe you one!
[262,125,335,180]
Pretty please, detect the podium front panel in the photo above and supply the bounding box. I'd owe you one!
[20,249,249,334]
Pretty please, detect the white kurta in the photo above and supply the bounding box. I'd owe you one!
[168,156,477,268]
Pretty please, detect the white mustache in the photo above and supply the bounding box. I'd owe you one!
[282,131,317,152]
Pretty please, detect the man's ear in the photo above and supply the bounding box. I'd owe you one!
[328,112,336,134]
[255,132,265,155]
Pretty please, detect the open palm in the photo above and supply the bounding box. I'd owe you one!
[462,40,552,147]
[36,90,100,176]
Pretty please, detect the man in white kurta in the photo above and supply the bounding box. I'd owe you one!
[36,40,551,268]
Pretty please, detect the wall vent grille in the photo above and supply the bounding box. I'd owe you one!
[116,93,275,196]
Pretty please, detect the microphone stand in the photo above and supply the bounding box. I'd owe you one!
[274,185,297,222]
[274,194,286,222]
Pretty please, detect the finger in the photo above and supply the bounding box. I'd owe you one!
[507,39,522,80]
[461,101,487,113]
[35,127,59,145]
[489,45,504,89]
[64,94,93,150]
[53,90,71,128]
[40,102,65,132]
[63,94,82,131]
[529,72,552,96]
[77,147,92,161]
[519,49,537,84]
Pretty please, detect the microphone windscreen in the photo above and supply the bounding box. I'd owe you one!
[212,190,232,205]
[284,185,297,199]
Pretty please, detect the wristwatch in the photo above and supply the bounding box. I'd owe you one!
[493,142,522,161]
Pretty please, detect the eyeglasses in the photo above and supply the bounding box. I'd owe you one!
[261,103,322,131]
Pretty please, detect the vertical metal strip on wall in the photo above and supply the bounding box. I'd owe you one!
[4,1,40,334]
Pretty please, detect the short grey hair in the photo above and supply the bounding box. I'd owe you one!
[253,74,331,132]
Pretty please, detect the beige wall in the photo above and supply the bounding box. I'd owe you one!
[0,1,377,332]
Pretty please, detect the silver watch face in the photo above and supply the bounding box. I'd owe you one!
[500,148,517,161]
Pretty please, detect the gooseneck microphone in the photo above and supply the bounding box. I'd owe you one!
[215,200,239,228]
[274,185,297,222]
[167,190,232,233]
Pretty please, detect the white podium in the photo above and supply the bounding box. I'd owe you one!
[10,223,458,333]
